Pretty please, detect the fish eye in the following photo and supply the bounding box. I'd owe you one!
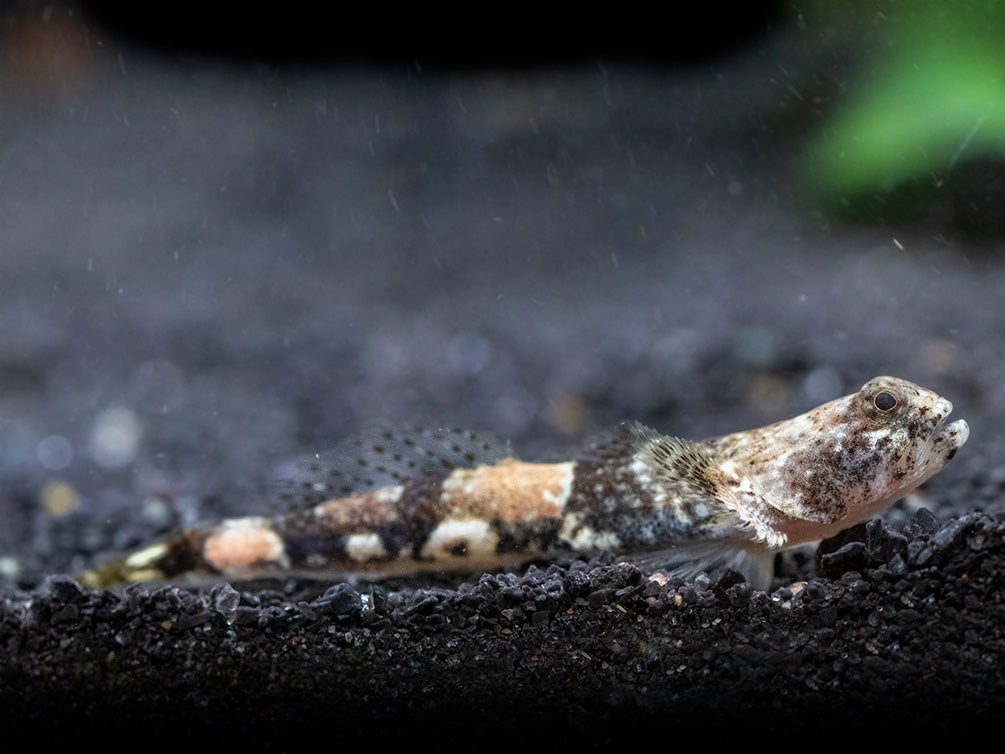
[873,391,898,411]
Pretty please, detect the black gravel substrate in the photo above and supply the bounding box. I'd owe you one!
[4,511,1005,746]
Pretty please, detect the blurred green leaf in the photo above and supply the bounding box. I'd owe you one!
[800,1,1005,220]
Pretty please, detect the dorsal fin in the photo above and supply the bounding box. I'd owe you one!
[272,426,511,508]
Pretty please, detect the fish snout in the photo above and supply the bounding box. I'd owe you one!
[944,418,969,449]
[932,396,953,425]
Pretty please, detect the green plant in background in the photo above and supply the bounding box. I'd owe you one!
[800,0,1005,225]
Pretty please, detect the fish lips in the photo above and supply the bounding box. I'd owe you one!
[934,417,969,462]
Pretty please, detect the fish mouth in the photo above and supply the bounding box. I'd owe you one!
[933,415,969,462]
[941,418,969,447]
[931,397,968,456]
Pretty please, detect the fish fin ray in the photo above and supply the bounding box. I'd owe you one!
[635,541,777,591]
[629,422,730,506]
[271,425,511,508]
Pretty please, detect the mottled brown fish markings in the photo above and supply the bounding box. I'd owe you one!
[82,377,969,590]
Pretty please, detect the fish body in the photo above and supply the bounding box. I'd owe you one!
[83,376,969,590]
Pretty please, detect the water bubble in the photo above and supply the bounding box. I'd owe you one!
[37,435,73,471]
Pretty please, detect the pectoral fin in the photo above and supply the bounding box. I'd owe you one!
[632,423,791,548]
[630,423,728,504]
[637,541,778,591]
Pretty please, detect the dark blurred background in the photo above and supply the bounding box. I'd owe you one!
[73,0,783,65]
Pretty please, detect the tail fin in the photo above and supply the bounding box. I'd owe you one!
[79,529,213,588]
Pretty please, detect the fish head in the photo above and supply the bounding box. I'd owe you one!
[831,375,968,491]
[784,375,969,528]
[712,376,969,542]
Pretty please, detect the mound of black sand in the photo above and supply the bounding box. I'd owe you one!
[3,510,1003,747]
